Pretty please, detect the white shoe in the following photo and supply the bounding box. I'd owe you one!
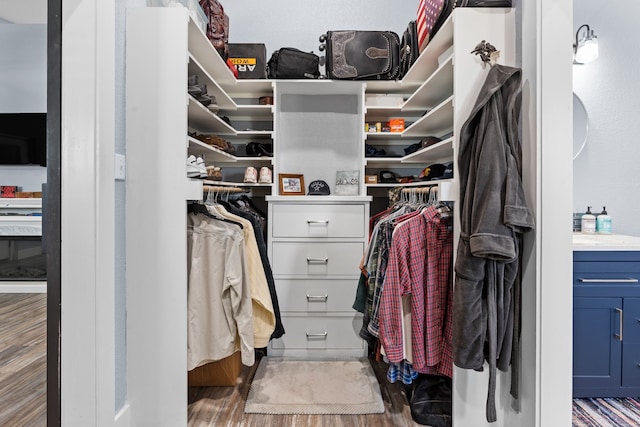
[187,155,201,178]
[259,167,272,184]
[195,156,207,178]
[244,167,258,183]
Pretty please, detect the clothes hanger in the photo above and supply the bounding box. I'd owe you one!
[190,189,244,230]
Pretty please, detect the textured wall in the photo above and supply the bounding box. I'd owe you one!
[573,4,640,235]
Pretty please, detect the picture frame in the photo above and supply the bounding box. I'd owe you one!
[335,170,359,196]
[278,173,305,196]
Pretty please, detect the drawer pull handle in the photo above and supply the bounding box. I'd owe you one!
[306,294,328,302]
[307,220,329,225]
[615,307,623,341]
[579,278,639,283]
[306,331,328,339]
[307,257,328,264]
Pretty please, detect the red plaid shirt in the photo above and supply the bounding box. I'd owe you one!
[378,205,453,378]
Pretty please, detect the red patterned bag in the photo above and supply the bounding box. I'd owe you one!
[417,0,452,52]
[199,0,229,60]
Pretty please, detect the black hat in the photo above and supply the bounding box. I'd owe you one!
[418,163,446,181]
[378,170,398,183]
[420,136,442,148]
[431,162,453,180]
[308,180,331,195]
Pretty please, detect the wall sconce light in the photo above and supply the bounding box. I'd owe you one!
[574,24,599,64]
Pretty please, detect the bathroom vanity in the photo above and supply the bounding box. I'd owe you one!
[573,233,640,397]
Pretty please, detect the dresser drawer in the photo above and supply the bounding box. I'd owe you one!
[271,203,365,238]
[271,242,363,277]
[276,279,358,313]
[270,314,364,350]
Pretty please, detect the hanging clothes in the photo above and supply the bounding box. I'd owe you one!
[186,211,255,370]
[453,64,534,423]
[224,197,285,340]
[204,198,276,349]
[378,204,453,378]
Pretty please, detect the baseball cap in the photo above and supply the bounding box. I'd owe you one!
[418,163,446,181]
[308,180,331,195]
[378,170,398,183]
[431,162,453,180]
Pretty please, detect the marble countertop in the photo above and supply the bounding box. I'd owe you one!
[573,233,640,251]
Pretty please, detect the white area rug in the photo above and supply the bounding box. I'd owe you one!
[244,358,385,415]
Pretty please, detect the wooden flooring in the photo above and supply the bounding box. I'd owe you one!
[1,293,419,427]
[0,293,47,427]
[188,356,421,427]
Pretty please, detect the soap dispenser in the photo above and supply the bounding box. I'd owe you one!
[596,206,612,234]
[581,206,596,234]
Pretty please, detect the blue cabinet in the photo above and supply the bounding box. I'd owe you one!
[573,251,640,397]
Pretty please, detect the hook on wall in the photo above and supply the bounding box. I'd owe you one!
[471,40,500,65]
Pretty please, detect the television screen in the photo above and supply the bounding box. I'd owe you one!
[0,113,47,166]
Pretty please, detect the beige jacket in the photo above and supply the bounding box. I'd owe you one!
[187,213,255,369]
[208,205,276,348]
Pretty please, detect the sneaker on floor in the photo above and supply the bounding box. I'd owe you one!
[244,166,258,184]
[259,167,272,184]
[186,155,201,178]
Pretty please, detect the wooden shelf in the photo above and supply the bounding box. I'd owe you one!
[402,95,454,137]
[188,54,235,109]
[402,14,454,87]
[403,56,453,110]
[401,137,454,164]
[187,96,236,135]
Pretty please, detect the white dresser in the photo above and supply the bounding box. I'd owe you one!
[267,197,369,358]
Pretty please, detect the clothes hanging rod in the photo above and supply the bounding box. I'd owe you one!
[202,185,245,193]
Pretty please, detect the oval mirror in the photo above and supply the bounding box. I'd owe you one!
[573,93,589,160]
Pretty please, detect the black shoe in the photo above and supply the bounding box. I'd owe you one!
[246,142,273,157]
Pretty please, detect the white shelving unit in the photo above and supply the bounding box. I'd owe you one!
[125,6,517,426]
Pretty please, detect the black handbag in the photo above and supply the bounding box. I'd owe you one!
[454,0,512,6]
[400,21,419,78]
[410,374,452,427]
[266,48,320,79]
[320,30,401,80]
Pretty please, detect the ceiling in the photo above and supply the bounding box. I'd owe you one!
[0,0,47,24]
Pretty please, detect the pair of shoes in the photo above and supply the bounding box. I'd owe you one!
[244,167,272,184]
[190,133,236,155]
[365,143,386,157]
[187,155,207,179]
[187,76,220,111]
[206,165,222,181]
[246,142,273,157]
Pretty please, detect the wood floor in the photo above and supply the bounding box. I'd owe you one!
[188,356,421,427]
[1,293,420,427]
[0,293,47,427]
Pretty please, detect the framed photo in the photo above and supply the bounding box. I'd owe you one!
[278,173,305,195]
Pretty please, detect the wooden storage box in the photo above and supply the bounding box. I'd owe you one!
[188,351,241,386]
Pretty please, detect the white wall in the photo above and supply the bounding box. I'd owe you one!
[0,24,47,113]
[0,165,46,192]
[222,0,416,62]
[573,3,640,236]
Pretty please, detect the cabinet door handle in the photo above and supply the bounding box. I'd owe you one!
[579,278,639,283]
[306,331,328,339]
[615,307,623,341]
[306,294,328,302]
[307,220,329,225]
[306,257,328,264]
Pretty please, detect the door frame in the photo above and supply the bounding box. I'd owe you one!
[54,1,574,426]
